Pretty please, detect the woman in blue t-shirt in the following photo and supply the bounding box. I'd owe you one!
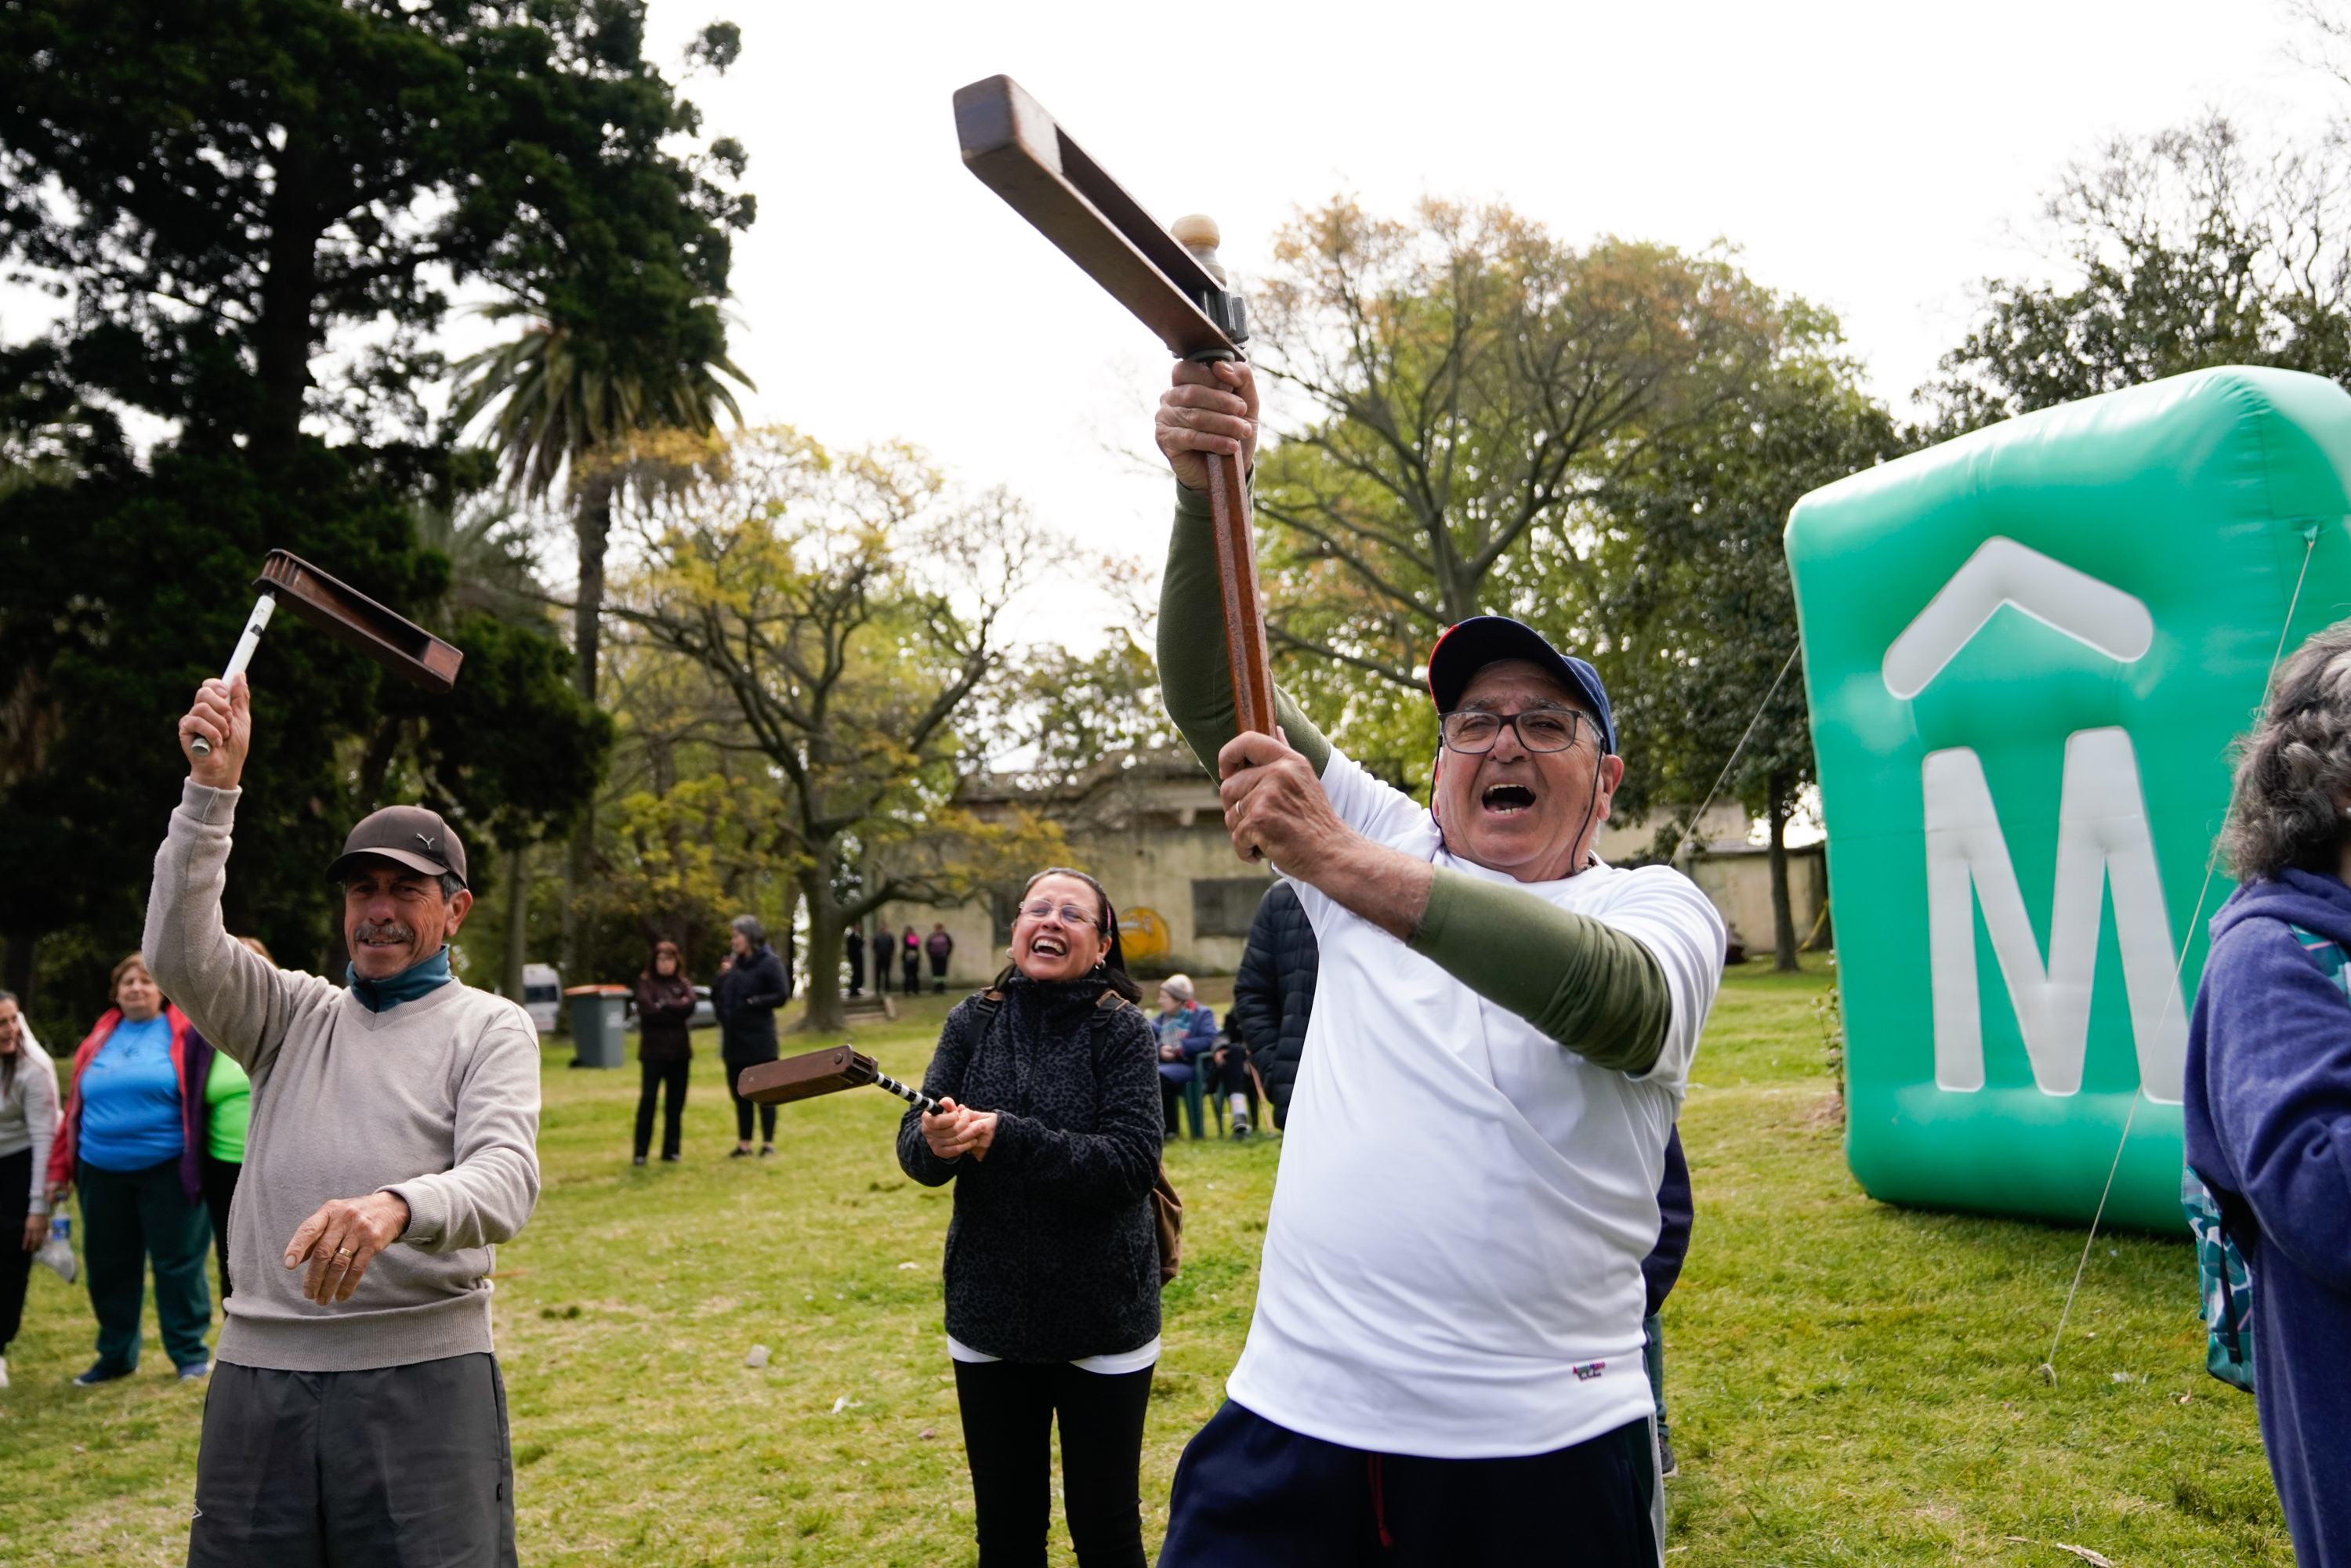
[45,954,213,1385]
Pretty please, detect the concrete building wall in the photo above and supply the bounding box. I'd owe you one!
[1686,844,1828,958]
[859,765,1827,990]
[873,816,1275,984]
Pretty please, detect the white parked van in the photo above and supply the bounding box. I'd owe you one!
[521,963,563,1034]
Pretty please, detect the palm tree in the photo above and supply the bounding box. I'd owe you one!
[451,306,752,980]
[451,307,751,703]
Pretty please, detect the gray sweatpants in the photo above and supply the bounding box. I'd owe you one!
[187,1353,516,1567]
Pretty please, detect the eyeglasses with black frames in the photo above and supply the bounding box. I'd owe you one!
[1437,708,1585,755]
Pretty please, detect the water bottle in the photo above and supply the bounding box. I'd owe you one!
[38,1213,75,1285]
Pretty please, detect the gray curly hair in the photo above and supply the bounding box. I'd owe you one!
[2222,621,2351,882]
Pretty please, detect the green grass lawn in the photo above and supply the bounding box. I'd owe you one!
[0,961,2290,1565]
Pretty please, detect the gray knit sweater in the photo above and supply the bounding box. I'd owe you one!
[0,1037,58,1216]
[145,781,542,1372]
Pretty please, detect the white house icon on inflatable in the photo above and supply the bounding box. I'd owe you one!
[1885,538,2187,1105]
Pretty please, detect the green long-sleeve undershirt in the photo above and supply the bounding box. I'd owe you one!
[1157,483,1670,1075]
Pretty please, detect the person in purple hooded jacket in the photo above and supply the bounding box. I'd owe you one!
[2188,622,2351,1566]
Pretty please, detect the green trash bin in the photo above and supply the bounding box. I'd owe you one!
[565,984,630,1069]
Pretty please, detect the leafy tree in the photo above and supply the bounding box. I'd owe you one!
[451,310,752,704]
[584,639,799,982]
[1594,336,1908,968]
[617,428,1068,1031]
[1922,114,2351,435]
[451,313,751,980]
[1247,197,1809,786]
[0,435,442,1024]
[0,0,752,454]
[993,632,1176,789]
[0,0,724,1025]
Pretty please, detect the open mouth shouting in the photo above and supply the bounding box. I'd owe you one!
[1480,782,1538,817]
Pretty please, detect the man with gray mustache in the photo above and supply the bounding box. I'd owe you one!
[158,673,541,1568]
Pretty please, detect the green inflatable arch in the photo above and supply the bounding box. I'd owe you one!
[1787,367,2351,1233]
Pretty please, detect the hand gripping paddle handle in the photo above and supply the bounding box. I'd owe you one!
[190,593,277,758]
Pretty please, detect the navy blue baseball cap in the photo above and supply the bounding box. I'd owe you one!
[1425,616,1617,755]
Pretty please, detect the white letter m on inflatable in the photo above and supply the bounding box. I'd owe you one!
[1922,729,2186,1103]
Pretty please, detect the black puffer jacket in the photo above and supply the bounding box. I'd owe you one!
[1233,880,1318,1124]
[897,976,1163,1363]
[712,943,792,1061]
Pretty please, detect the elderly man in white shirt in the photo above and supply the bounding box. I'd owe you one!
[1150,359,1724,1568]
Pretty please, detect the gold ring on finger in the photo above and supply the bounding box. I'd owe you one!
[335,1247,355,1258]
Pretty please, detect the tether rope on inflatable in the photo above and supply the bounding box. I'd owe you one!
[2039,524,2320,1385]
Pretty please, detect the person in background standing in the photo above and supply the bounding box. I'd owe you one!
[846,926,866,998]
[714,915,791,1158]
[872,925,897,995]
[1231,880,1317,1131]
[197,937,267,1300]
[1150,976,1219,1139]
[901,925,923,996]
[0,990,59,1389]
[927,923,955,994]
[633,941,696,1166]
[47,954,214,1385]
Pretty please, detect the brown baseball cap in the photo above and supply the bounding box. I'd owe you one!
[325,805,469,888]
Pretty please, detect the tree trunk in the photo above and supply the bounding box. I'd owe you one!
[560,483,614,986]
[799,864,847,1034]
[253,139,325,459]
[1768,769,1799,973]
[502,839,533,1002]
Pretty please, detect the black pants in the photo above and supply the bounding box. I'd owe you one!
[874,951,893,993]
[200,1153,241,1298]
[954,1357,1153,1568]
[929,951,949,990]
[0,1148,33,1352]
[726,1057,777,1144]
[189,1353,516,1567]
[78,1157,212,1373]
[1158,1400,1658,1567]
[635,1056,690,1159]
[902,954,921,992]
[847,947,865,996]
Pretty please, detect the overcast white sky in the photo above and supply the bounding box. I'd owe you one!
[2,0,2335,641]
[627,0,2339,602]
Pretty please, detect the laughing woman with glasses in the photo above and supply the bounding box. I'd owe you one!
[897,867,1162,1568]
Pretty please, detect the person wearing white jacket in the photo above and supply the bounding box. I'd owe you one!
[0,990,60,1389]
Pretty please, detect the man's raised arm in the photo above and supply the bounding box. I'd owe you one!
[148,674,331,1070]
[1154,360,1329,777]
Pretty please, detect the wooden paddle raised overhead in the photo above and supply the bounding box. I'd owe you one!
[256,549,464,693]
[188,549,465,756]
[953,74,1277,742]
